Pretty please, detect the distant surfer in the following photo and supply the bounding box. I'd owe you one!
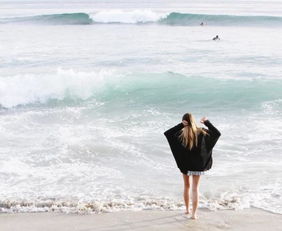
[164,113,221,219]
[212,35,220,40]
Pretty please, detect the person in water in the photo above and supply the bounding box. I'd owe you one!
[213,35,220,40]
[164,113,221,219]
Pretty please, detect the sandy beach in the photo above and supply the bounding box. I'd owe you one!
[1,208,281,231]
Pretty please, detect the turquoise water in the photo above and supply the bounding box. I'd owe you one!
[0,0,282,214]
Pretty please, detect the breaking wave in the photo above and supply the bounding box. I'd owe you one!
[1,69,282,108]
[1,11,282,26]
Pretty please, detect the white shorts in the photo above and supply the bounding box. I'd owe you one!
[186,171,206,176]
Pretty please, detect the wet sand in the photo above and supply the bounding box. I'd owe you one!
[1,208,281,231]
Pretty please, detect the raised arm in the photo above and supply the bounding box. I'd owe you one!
[202,119,221,150]
[164,123,184,138]
[204,120,221,138]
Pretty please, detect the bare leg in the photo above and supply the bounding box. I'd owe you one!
[182,173,190,214]
[191,175,201,219]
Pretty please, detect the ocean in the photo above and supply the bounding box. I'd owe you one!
[0,0,282,214]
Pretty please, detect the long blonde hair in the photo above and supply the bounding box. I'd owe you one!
[179,113,207,150]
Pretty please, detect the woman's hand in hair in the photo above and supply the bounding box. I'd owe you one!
[200,117,208,124]
[182,120,189,126]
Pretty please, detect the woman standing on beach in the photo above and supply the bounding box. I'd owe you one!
[164,113,221,219]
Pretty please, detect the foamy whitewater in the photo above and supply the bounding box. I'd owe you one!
[0,0,282,214]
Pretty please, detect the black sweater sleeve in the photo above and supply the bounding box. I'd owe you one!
[203,120,221,150]
[164,123,184,138]
[204,120,221,137]
[164,123,186,173]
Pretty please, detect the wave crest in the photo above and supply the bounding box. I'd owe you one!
[1,11,282,26]
[90,9,165,24]
[0,69,115,108]
[1,69,282,109]
[1,13,92,25]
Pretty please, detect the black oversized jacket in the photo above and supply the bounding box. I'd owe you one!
[164,120,221,174]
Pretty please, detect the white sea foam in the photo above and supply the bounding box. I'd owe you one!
[1,187,281,214]
[90,9,167,24]
[261,99,282,115]
[0,68,116,108]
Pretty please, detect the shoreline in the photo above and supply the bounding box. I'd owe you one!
[1,208,281,231]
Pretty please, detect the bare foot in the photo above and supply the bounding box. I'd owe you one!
[185,210,190,215]
[191,214,198,219]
